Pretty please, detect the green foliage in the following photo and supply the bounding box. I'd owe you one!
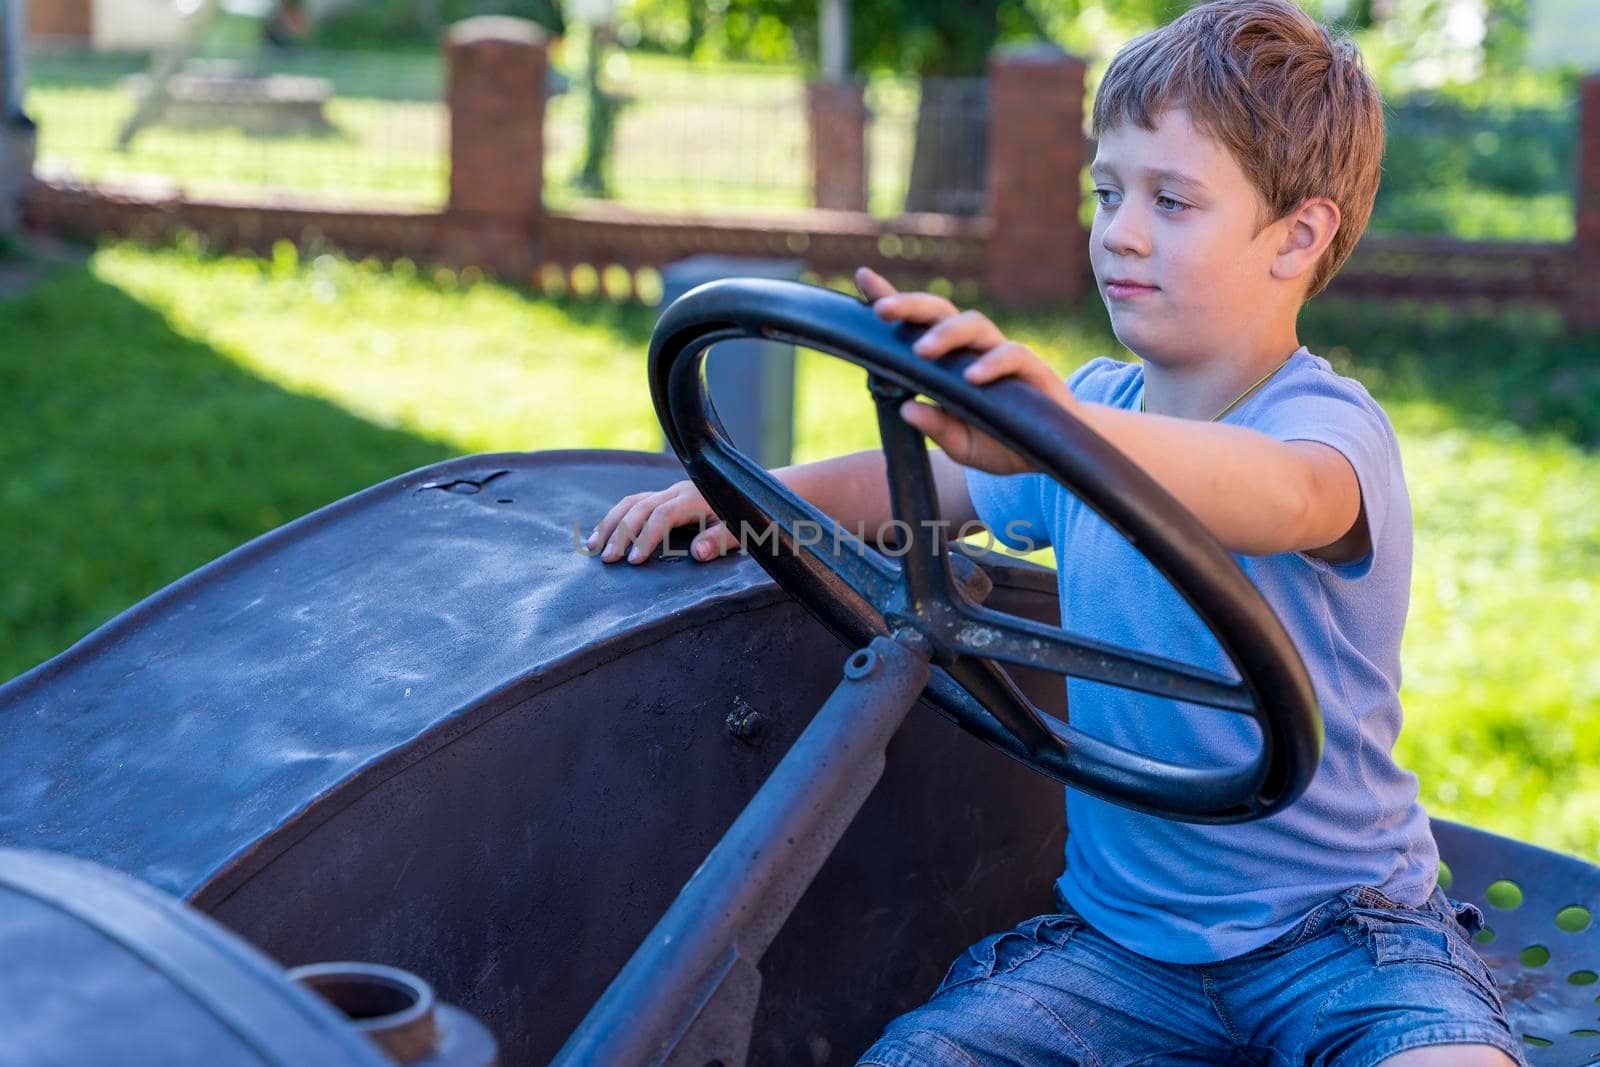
[311,0,565,51]
[621,0,1044,74]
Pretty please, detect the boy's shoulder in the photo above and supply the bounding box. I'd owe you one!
[1064,350,1392,432]
[1244,348,1396,443]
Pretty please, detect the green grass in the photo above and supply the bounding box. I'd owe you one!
[2,241,1597,864]
[26,48,448,208]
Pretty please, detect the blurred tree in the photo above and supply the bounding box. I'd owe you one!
[1480,0,1529,74]
[313,0,566,49]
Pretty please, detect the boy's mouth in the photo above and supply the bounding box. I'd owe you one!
[1105,278,1159,300]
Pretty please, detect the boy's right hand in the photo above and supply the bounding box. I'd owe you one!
[587,479,738,564]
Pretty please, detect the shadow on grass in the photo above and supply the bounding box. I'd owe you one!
[1302,299,1600,447]
[0,260,453,683]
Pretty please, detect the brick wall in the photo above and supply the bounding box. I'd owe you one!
[442,17,547,278]
[1569,74,1600,331]
[807,81,868,213]
[27,0,92,41]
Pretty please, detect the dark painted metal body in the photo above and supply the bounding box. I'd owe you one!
[0,848,394,1067]
[0,449,1069,1065]
[554,637,931,1066]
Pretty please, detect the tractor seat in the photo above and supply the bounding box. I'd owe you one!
[1432,818,1600,1064]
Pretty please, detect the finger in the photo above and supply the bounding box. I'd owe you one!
[855,266,898,302]
[590,492,648,553]
[872,291,960,325]
[602,497,659,562]
[628,507,679,564]
[690,521,738,561]
[900,398,973,460]
[628,493,713,564]
[962,341,1034,383]
[912,310,1004,359]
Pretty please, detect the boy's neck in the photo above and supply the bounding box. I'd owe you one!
[1139,326,1304,421]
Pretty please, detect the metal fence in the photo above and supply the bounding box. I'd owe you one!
[866,75,987,218]
[25,41,447,209]
[544,53,809,216]
[20,39,1584,245]
[543,48,988,220]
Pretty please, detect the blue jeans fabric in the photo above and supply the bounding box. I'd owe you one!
[859,885,1527,1067]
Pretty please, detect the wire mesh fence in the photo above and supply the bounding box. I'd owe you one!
[20,35,1583,246]
[866,75,987,218]
[543,51,810,216]
[542,45,990,221]
[25,40,447,209]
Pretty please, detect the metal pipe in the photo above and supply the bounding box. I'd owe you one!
[819,0,849,83]
[3,0,25,118]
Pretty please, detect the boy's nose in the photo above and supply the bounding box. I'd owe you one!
[1099,205,1152,258]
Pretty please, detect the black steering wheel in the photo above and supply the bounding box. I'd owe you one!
[649,278,1322,823]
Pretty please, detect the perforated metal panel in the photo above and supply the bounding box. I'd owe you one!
[1433,818,1600,1064]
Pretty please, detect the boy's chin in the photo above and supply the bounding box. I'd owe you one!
[1107,313,1170,361]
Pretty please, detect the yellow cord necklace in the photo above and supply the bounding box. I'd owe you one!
[1139,351,1298,422]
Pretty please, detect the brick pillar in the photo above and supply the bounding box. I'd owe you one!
[1569,74,1600,332]
[985,45,1088,310]
[28,0,92,42]
[441,16,547,277]
[807,80,868,212]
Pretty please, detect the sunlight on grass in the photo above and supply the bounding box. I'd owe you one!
[10,242,1600,861]
[97,242,663,454]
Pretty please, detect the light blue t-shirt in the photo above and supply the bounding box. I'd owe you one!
[966,349,1438,965]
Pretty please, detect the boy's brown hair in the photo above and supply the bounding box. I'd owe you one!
[1091,0,1384,298]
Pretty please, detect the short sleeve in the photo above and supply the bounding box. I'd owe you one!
[966,467,1052,552]
[1248,380,1398,580]
[961,358,1133,554]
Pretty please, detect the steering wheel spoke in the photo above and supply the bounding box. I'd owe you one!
[924,667,1272,820]
[946,604,1255,714]
[698,445,902,617]
[941,655,1067,758]
[866,374,963,616]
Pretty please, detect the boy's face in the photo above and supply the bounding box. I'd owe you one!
[1088,108,1292,366]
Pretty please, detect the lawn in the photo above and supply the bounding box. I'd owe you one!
[1,240,1596,864]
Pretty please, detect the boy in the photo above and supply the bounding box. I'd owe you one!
[588,1,1523,1062]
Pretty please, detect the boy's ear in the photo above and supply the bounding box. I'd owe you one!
[1270,197,1341,285]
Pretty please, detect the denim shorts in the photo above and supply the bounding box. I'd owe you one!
[859,884,1527,1067]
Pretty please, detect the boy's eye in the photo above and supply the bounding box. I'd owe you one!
[1094,188,1122,207]
[1155,194,1187,213]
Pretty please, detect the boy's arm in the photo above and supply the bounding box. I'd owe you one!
[1063,407,1367,561]
[776,448,979,535]
[871,278,1367,563]
[588,447,978,564]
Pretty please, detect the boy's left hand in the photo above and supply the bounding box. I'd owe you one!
[857,266,1079,476]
